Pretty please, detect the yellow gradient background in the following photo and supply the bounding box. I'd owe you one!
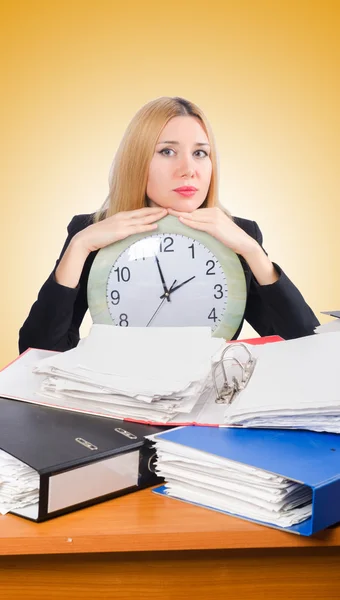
[1,0,339,366]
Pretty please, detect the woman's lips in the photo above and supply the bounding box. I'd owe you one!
[173,187,198,197]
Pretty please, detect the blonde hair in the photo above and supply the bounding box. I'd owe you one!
[94,96,220,222]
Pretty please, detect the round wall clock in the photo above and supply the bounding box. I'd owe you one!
[87,215,246,339]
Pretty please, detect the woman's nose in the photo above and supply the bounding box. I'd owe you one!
[176,155,195,178]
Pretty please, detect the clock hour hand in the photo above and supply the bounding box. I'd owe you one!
[155,256,171,302]
[160,276,196,299]
[146,280,177,327]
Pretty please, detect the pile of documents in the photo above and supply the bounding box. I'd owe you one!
[31,325,227,423]
[223,331,340,433]
[0,450,39,515]
[2,326,340,431]
[153,430,312,528]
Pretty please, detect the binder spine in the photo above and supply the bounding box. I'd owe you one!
[38,473,50,521]
[312,478,340,534]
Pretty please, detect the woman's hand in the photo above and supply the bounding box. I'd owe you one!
[55,207,167,289]
[168,206,279,286]
[74,207,168,253]
[168,207,257,258]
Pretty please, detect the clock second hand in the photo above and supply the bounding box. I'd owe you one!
[146,280,177,327]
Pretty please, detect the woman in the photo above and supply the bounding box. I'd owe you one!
[18,96,319,353]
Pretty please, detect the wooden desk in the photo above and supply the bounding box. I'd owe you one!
[0,488,340,599]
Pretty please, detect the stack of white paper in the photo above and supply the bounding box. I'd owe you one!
[315,321,340,334]
[0,450,39,515]
[31,325,227,423]
[4,327,340,430]
[154,439,312,527]
[223,331,340,433]
[315,311,340,334]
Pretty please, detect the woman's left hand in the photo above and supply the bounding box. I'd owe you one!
[168,207,258,258]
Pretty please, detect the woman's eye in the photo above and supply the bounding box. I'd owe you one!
[159,148,175,156]
[194,150,208,158]
[158,148,209,158]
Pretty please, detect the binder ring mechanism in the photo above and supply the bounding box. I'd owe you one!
[212,343,256,405]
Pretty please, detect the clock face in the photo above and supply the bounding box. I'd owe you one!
[106,233,228,331]
[87,214,246,339]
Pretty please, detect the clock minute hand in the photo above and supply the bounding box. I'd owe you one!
[155,256,171,302]
[160,276,196,299]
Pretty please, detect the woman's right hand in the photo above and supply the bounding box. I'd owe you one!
[74,207,168,253]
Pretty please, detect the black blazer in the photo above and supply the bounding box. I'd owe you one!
[18,214,319,353]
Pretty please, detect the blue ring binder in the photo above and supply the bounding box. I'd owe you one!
[152,426,340,536]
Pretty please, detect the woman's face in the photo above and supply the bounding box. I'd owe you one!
[146,115,212,212]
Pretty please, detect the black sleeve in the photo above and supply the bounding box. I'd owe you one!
[18,216,93,354]
[243,221,320,340]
